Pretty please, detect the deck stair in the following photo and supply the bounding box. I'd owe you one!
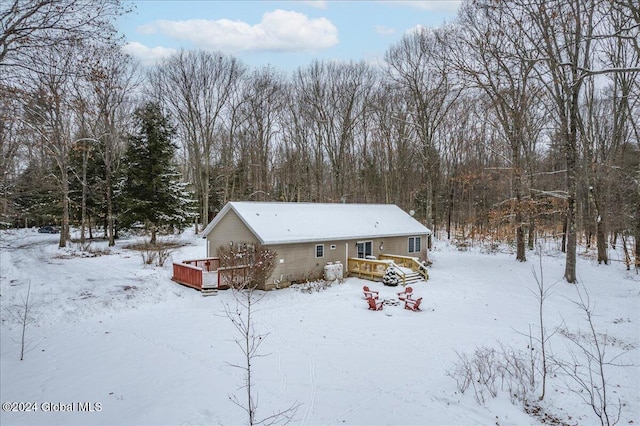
[347,254,428,285]
[201,288,218,296]
[403,271,422,284]
[379,254,429,281]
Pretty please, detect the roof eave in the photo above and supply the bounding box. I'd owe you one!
[202,202,267,245]
[261,231,431,246]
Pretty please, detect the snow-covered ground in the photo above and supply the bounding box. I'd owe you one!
[1,229,638,425]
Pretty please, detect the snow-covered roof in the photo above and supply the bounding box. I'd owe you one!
[202,202,431,245]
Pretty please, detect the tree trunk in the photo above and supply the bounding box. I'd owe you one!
[564,126,578,283]
[528,214,535,250]
[611,231,617,249]
[563,63,584,284]
[636,185,640,269]
[591,183,608,265]
[80,145,88,245]
[596,216,608,264]
[59,171,70,248]
[202,155,210,229]
[150,225,157,245]
[516,207,526,261]
[105,134,115,247]
[447,179,454,240]
[562,214,567,254]
[514,152,526,262]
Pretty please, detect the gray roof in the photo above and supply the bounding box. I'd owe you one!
[202,202,431,245]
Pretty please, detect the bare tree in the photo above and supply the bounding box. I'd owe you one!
[557,284,632,425]
[450,1,547,261]
[13,281,33,361]
[529,246,559,400]
[220,243,299,425]
[282,75,320,201]
[0,84,25,223]
[292,60,375,202]
[3,0,129,238]
[235,67,286,199]
[148,50,245,228]
[22,44,82,247]
[506,0,601,282]
[385,27,461,232]
[224,283,300,426]
[0,0,127,69]
[367,82,419,206]
[602,1,640,265]
[78,49,138,246]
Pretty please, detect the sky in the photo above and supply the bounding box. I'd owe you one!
[118,0,462,71]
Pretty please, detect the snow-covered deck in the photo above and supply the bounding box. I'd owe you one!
[347,253,429,284]
[172,258,251,291]
[172,257,219,290]
[202,271,218,289]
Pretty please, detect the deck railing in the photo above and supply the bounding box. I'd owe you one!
[379,254,429,281]
[181,257,220,272]
[173,257,255,290]
[172,262,204,289]
[172,257,220,289]
[217,265,252,290]
[347,258,391,281]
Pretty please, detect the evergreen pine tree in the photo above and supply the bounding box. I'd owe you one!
[14,163,61,226]
[383,266,400,287]
[119,103,196,243]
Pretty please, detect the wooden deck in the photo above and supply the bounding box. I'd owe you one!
[347,253,428,285]
[174,252,429,292]
[347,258,392,281]
[172,257,255,291]
[172,261,206,290]
[379,254,429,281]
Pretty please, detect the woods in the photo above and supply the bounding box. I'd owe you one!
[1,0,638,280]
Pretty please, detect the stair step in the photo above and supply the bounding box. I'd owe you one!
[201,288,219,296]
[402,272,425,283]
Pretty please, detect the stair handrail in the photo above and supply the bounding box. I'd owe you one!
[410,257,429,281]
[388,261,407,286]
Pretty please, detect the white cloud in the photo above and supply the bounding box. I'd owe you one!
[136,9,339,53]
[375,25,396,36]
[383,1,462,13]
[122,41,177,65]
[300,0,328,9]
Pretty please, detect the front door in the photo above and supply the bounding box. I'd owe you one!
[356,241,373,258]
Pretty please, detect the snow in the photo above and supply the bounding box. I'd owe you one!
[202,202,431,245]
[202,271,218,289]
[1,228,639,425]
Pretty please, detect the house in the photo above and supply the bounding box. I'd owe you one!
[173,201,431,291]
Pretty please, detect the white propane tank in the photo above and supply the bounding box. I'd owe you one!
[324,262,336,281]
[334,261,344,279]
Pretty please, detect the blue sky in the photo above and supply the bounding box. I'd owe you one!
[118,1,461,71]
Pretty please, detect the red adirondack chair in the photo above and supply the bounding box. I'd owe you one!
[363,285,379,300]
[404,297,422,311]
[367,297,384,311]
[397,286,413,301]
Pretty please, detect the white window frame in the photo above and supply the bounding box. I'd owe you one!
[408,236,422,253]
[315,244,325,258]
[357,240,373,258]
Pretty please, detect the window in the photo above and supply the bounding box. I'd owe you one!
[315,244,324,258]
[408,236,422,253]
[356,241,373,258]
[330,244,337,250]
